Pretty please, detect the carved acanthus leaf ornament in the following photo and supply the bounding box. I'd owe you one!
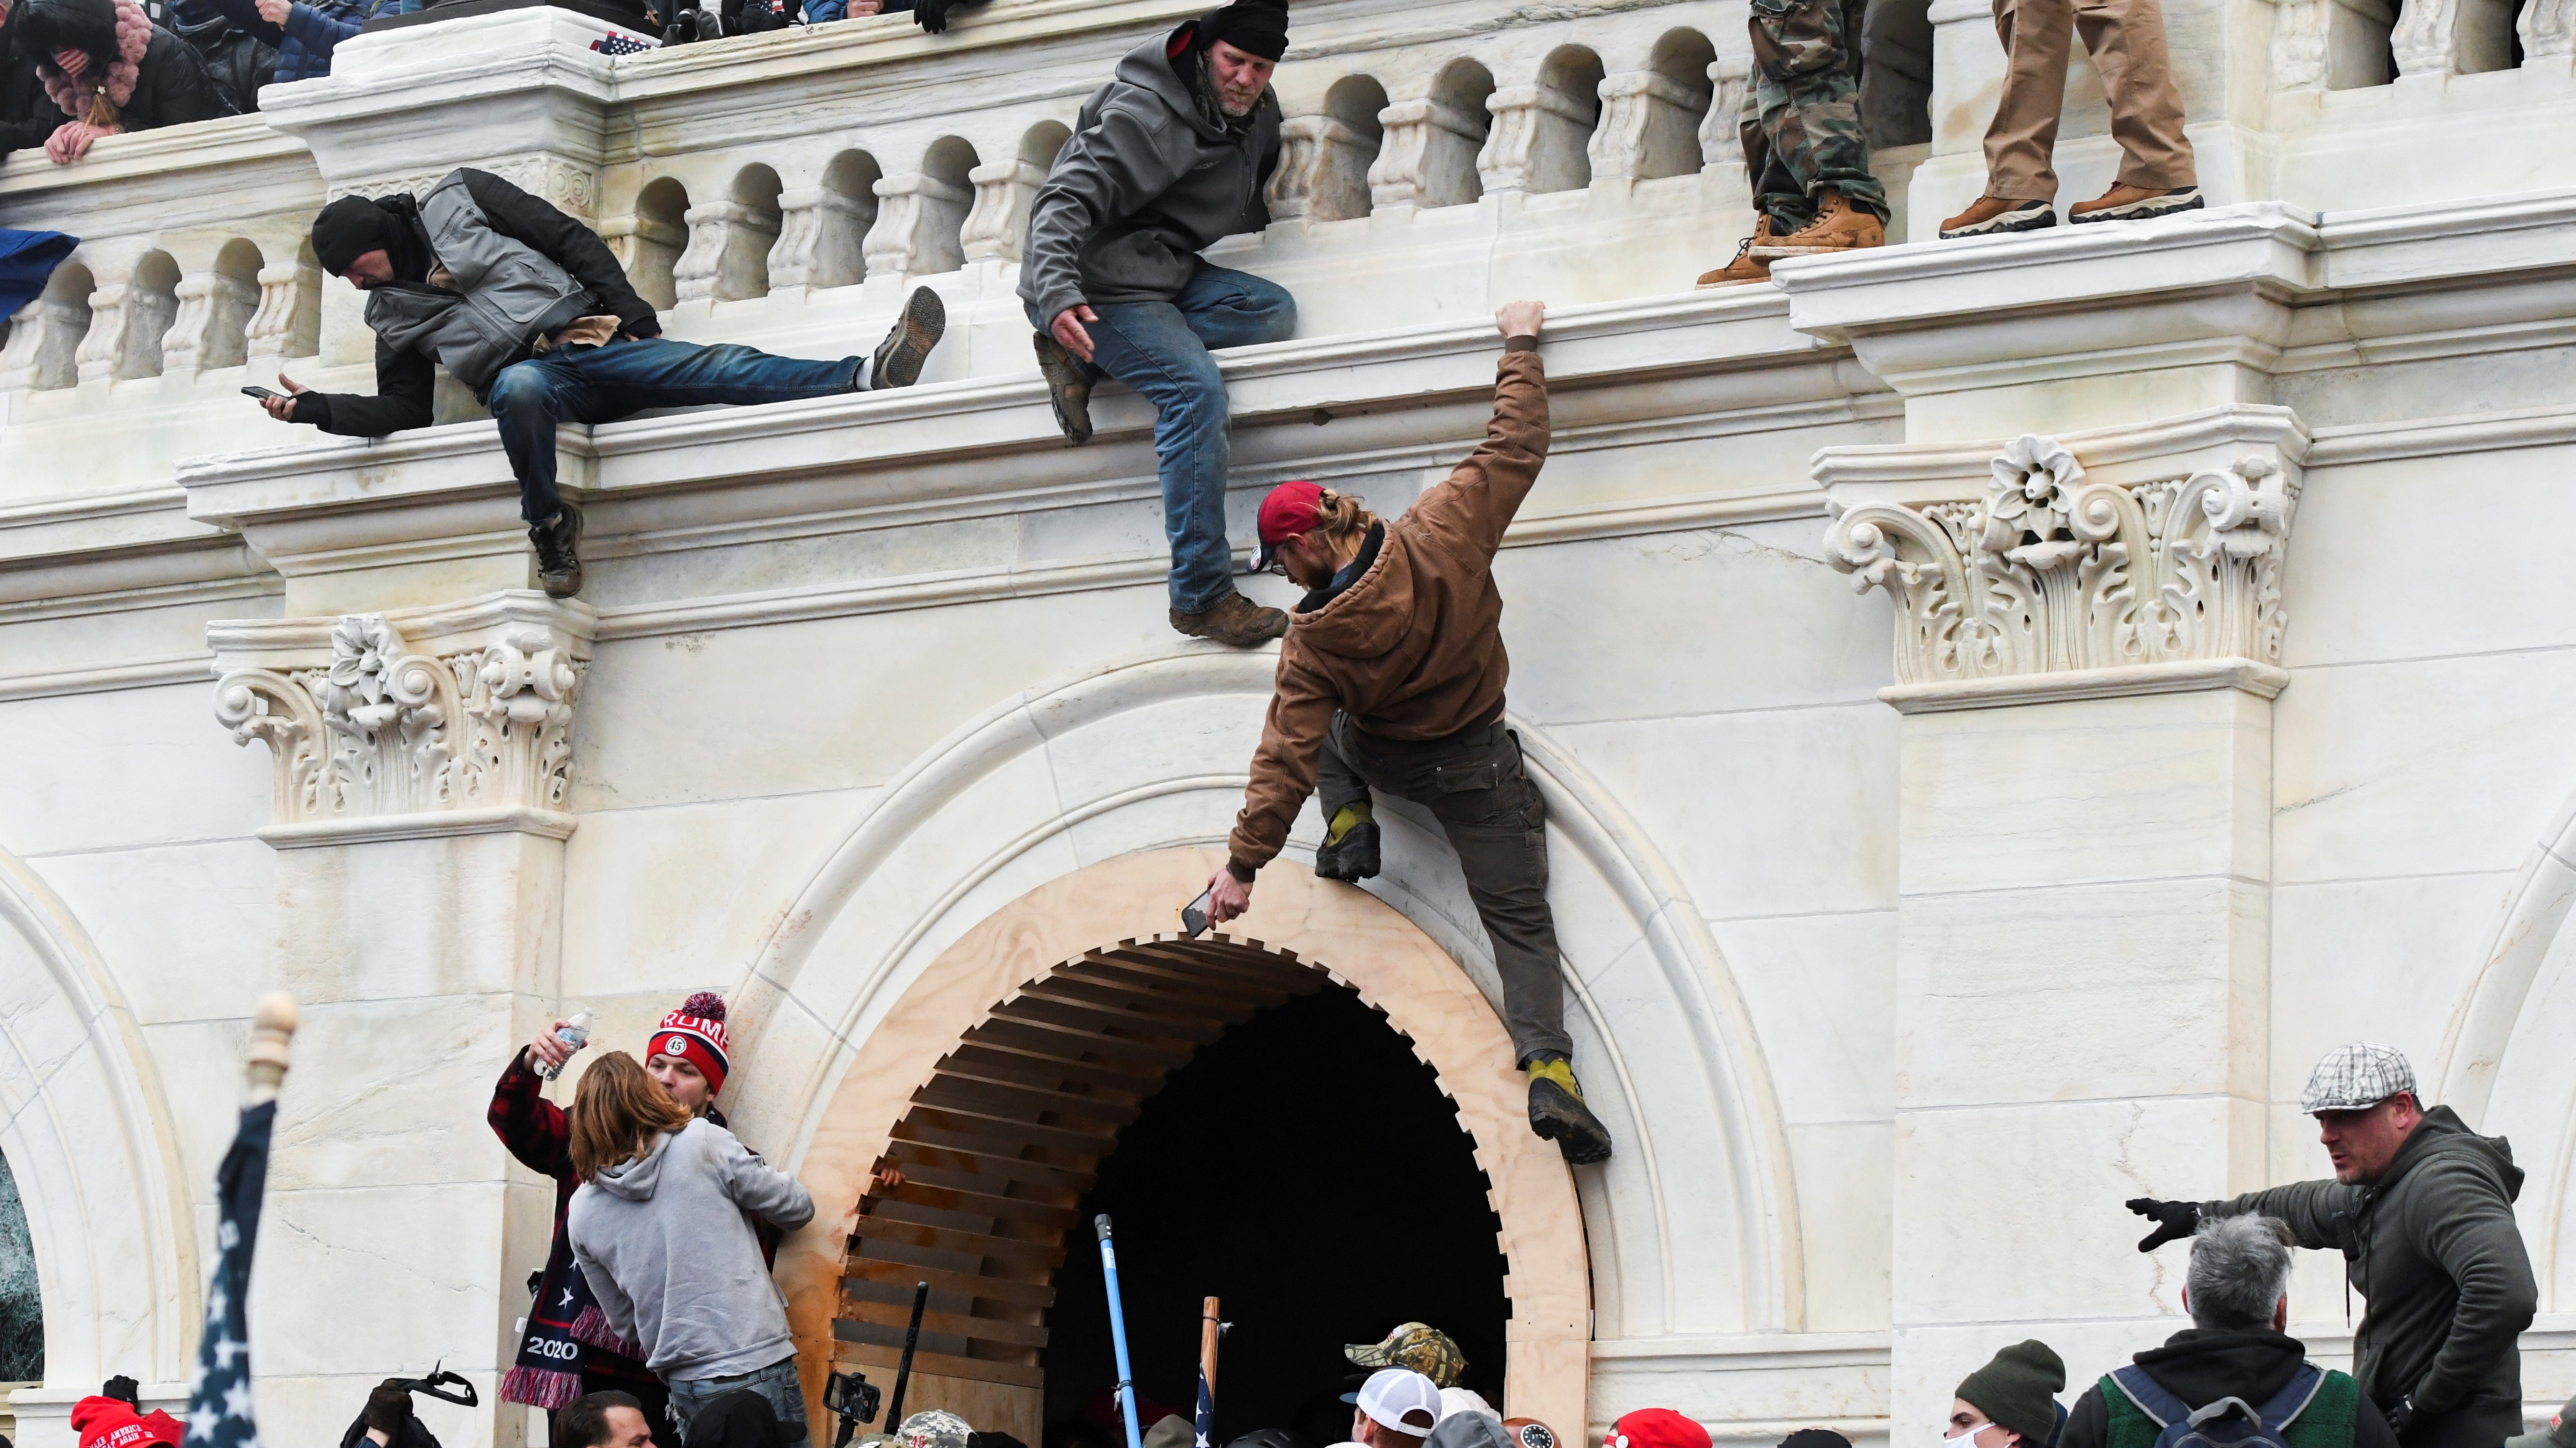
[1825,434,2299,686]
[214,610,584,827]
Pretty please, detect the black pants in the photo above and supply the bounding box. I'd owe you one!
[1316,714,1572,1065]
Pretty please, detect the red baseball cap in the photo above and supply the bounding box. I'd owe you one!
[1604,1410,1710,1448]
[1253,481,1324,573]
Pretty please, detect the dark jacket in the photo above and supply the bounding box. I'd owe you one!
[299,167,658,437]
[2204,1108,2537,1447]
[1228,344,1547,876]
[167,0,276,114]
[2059,1328,2400,1448]
[186,0,401,85]
[0,14,71,155]
[11,0,225,133]
[1018,22,1279,324]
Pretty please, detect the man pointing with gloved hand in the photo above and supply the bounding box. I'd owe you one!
[2124,1043,2536,1448]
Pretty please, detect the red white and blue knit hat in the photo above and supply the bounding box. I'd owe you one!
[649,991,731,1095]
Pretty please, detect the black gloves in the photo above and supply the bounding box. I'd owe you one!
[2384,1396,2416,1441]
[912,0,952,30]
[2126,1197,2201,1252]
[102,1376,142,1409]
[363,1380,415,1439]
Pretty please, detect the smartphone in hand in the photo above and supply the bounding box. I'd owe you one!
[1180,887,1213,939]
[241,385,282,401]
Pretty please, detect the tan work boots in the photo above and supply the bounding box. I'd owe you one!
[1697,217,1775,288]
[1751,188,1885,259]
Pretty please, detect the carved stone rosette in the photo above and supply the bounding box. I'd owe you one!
[210,591,595,846]
[1825,434,2300,687]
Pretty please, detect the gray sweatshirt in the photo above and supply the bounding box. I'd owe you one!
[1018,27,1280,325]
[566,1117,816,1382]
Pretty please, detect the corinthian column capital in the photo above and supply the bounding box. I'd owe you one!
[209,590,595,847]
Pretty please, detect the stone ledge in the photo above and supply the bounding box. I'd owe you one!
[1878,658,2292,713]
[257,804,579,847]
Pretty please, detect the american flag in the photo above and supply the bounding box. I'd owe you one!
[181,1099,277,1448]
[590,30,658,52]
[1192,1365,1213,1448]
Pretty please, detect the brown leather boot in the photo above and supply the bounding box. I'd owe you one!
[1749,189,1884,258]
[1171,590,1288,647]
[1939,195,2057,239]
[2068,183,2205,224]
[1696,217,1775,288]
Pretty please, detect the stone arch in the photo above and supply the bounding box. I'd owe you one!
[0,845,196,1400]
[816,884,1571,1440]
[713,647,1804,1432]
[628,177,692,309]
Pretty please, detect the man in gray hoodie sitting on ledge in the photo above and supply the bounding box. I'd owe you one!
[1020,0,1297,649]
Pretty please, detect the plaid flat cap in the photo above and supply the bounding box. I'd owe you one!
[2301,1042,2417,1113]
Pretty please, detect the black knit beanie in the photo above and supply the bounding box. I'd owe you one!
[1195,0,1286,59]
[1956,1340,2065,1444]
[1779,1433,1853,1448]
[310,195,401,277]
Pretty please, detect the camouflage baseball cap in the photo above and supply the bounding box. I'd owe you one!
[896,1411,973,1448]
[2503,1397,2576,1448]
[1346,1323,1469,1387]
[2300,1042,2417,1114]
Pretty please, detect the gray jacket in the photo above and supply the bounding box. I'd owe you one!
[566,1117,815,1383]
[2204,1106,2536,1444]
[1018,27,1280,324]
[363,169,597,397]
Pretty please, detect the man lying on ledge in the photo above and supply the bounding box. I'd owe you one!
[257,166,948,599]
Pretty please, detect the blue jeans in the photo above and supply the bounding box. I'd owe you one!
[665,1355,809,1444]
[488,336,860,524]
[1026,261,1297,614]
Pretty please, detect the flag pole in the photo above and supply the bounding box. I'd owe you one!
[1193,1297,1223,1448]
[245,993,297,1103]
[1095,1216,1144,1448]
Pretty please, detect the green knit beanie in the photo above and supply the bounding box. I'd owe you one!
[1957,1340,2066,1444]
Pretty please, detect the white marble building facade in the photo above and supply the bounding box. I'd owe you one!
[3,0,2576,1446]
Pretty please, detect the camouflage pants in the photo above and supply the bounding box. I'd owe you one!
[1739,0,1889,231]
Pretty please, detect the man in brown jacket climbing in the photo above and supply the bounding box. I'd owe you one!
[1201,298,1614,1166]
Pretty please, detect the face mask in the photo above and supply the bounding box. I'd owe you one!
[1948,1424,1997,1448]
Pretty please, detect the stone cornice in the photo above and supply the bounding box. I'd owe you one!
[1879,658,2292,714]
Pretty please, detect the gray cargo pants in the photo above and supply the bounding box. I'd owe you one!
[1315,713,1573,1066]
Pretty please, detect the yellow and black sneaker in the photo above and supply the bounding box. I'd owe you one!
[1527,1056,1613,1165]
[1315,801,1380,881]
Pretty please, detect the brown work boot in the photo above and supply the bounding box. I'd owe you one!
[2068,183,2205,225]
[1171,590,1288,647]
[1749,189,1884,258]
[1696,217,1775,288]
[1939,195,2057,239]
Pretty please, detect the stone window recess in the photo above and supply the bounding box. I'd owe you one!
[1825,434,2301,685]
[0,1151,38,1384]
[214,609,588,829]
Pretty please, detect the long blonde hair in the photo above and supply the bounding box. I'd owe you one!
[569,1050,694,1180]
[1310,488,1378,550]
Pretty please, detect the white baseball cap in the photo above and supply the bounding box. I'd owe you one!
[1356,1370,1445,1440]
[1439,1390,1499,1425]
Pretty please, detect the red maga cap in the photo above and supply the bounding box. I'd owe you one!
[1254,480,1324,573]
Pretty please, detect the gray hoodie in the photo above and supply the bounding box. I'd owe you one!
[1018,26,1280,325]
[566,1117,816,1383]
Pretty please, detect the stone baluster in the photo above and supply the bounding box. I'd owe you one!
[1479,84,1599,195]
[862,172,974,279]
[1368,97,1488,210]
[2522,0,2576,60]
[160,267,262,377]
[244,260,322,365]
[1585,71,1711,186]
[961,157,1050,264]
[1700,56,1753,173]
[673,200,784,304]
[74,263,178,385]
[768,186,875,292]
[0,290,91,391]
[2391,0,2516,75]
[1266,114,1376,223]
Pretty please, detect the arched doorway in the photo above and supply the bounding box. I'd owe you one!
[778,850,1588,1448]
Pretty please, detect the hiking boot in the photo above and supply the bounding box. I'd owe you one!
[1748,189,1883,258]
[868,285,945,391]
[1170,591,1288,647]
[1696,217,1774,288]
[1940,195,2057,239]
[1314,802,1380,881]
[1527,1057,1613,1165]
[1031,330,1094,446]
[531,504,584,599]
[2069,183,2205,224]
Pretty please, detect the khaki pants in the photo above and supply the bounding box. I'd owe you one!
[1981,0,2196,200]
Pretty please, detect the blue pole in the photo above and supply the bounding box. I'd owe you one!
[1096,1214,1146,1448]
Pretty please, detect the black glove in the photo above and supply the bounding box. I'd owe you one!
[102,1376,142,1410]
[913,0,951,30]
[2383,1396,2416,1441]
[2126,1197,2200,1252]
[363,1380,414,1439]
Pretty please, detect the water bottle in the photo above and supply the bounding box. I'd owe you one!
[532,1010,593,1080]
